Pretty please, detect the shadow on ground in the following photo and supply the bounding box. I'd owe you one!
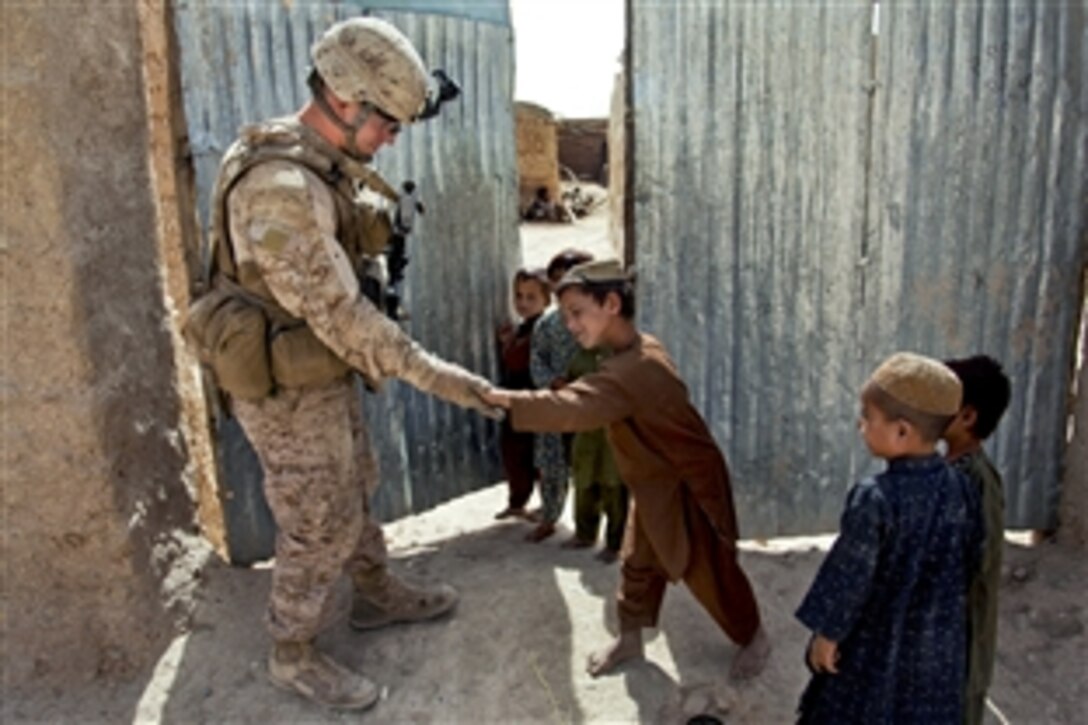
[9,488,1085,724]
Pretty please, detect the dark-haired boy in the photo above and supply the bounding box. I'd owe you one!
[493,267,551,520]
[943,355,1011,725]
[796,352,983,723]
[483,259,770,681]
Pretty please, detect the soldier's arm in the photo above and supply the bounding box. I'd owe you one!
[229,162,497,415]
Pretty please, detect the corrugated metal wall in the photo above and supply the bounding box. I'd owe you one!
[866,1,1087,532]
[174,0,518,559]
[631,0,1087,535]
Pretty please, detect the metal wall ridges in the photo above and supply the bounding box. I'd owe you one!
[174,1,518,543]
[631,1,873,535]
[631,0,1086,534]
[867,1,1088,530]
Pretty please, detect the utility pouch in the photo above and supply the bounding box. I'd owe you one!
[269,324,351,389]
[344,194,394,258]
[182,284,274,401]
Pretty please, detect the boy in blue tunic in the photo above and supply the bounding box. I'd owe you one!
[796,352,983,724]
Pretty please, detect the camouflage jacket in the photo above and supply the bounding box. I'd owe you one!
[216,117,493,411]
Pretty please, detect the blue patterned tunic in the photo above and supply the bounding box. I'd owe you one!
[796,454,983,724]
[529,307,580,522]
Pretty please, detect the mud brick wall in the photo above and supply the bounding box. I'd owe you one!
[515,101,560,214]
[557,118,608,184]
[608,69,626,262]
[1,1,207,695]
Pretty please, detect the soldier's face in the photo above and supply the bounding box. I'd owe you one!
[352,106,401,155]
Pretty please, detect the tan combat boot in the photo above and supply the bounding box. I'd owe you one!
[268,640,379,710]
[349,568,458,631]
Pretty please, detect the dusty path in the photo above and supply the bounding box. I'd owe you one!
[4,484,832,724]
[9,482,1086,724]
[8,193,1085,724]
[519,183,617,270]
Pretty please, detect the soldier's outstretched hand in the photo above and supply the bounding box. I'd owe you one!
[479,387,515,411]
[463,375,505,421]
[421,362,504,420]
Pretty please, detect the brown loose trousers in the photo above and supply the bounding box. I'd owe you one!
[509,334,761,644]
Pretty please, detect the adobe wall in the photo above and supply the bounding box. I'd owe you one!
[557,118,608,184]
[515,102,560,214]
[1,0,209,696]
[608,69,626,262]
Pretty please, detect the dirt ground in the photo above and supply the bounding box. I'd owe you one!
[9,483,1086,724]
[9,191,1085,724]
[519,182,618,269]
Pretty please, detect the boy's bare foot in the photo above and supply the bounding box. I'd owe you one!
[561,535,594,549]
[595,547,619,563]
[586,630,643,677]
[525,522,556,542]
[729,626,771,681]
[494,506,528,520]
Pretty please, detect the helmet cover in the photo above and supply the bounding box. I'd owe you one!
[312,17,429,123]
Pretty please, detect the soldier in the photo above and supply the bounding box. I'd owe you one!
[196,17,500,711]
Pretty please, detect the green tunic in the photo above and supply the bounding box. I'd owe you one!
[566,347,626,548]
[566,347,623,488]
[953,449,1004,725]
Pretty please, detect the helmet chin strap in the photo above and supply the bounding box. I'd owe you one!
[308,74,374,161]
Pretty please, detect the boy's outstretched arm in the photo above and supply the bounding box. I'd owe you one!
[485,375,633,434]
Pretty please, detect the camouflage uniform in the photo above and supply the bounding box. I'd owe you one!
[225,157,491,643]
[184,15,484,711]
[232,379,383,642]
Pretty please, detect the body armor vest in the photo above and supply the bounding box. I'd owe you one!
[185,118,398,400]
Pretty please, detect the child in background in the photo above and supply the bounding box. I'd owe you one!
[796,352,983,724]
[943,355,1012,725]
[563,345,628,563]
[483,260,770,680]
[525,248,595,542]
[493,268,551,520]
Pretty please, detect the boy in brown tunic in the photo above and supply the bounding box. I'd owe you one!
[482,260,770,679]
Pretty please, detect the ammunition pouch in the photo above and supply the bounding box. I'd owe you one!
[353,197,395,258]
[269,322,351,389]
[182,282,273,401]
[183,279,351,401]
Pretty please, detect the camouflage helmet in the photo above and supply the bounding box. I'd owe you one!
[311,17,429,123]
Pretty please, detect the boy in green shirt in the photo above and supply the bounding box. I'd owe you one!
[943,355,1012,725]
[563,346,628,562]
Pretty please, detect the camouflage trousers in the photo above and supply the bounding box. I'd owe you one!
[233,377,386,643]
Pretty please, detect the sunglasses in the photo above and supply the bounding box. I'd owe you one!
[372,106,402,136]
